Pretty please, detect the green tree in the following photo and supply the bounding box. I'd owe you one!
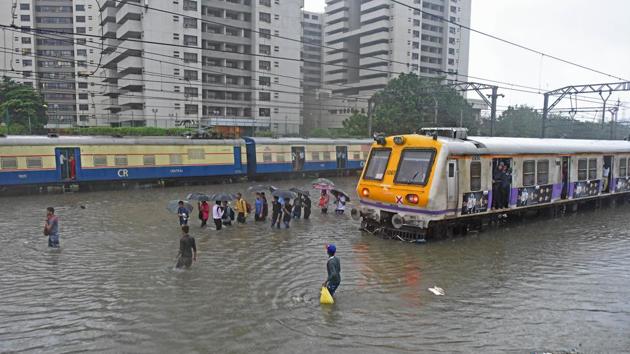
[366,73,476,135]
[493,105,541,137]
[0,77,48,134]
[341,112,368,136]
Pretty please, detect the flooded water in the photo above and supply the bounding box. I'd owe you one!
[1,177,629,353]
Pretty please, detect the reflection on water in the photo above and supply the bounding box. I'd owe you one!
[1,178,630,353]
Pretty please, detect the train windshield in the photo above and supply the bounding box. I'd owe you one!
[394,149,435,185]
[363,149,391,180]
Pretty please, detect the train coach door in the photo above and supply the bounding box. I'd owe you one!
[55,147,80,181]
[336,146,348,169]
[561,156,570,199]
[233,146,243,173]
[447,159,458,211]
[291,146,305,171]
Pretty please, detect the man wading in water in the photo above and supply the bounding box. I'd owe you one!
[176,225,197,269]
[322,244,341,296]
[44,207,60,248]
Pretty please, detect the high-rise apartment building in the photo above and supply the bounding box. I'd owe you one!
[0,0,103,128]
[301,11,323,91]
[97,0,303,135]
[320,0,471,127]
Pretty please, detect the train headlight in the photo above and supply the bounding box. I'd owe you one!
[393,136,405,145]
[406,194,419,204]
[361,188,370,197]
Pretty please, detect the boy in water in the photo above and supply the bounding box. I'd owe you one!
[176,225,197,269]
[44,207,60,248]
[177,201,189,226]
[322,244,341,296]
[270,196,282,228]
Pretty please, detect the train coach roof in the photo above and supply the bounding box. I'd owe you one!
[244,137,372,145]
[0,135,244,146]
[442,136,630,155]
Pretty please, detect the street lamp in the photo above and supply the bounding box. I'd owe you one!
[152,108,158,127]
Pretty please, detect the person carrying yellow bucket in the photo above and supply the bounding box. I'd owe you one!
[321,244,341,303]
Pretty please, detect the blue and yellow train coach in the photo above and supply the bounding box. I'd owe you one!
[0,136,372,188]
[0,136,247,186]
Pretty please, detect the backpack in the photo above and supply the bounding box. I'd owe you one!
[245,201,252,213]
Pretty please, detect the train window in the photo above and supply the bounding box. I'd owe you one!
[93,155,107,167]
[620,158,627,177]
[577,159,587,180]
[143,155,156,166]
[448,163,454,177]
[363,149,391,181]
[262,151,272,163]
[536,160,549,185]
[1,157,18,169]
[588,158,597,179]
[276,153,285,162]
[353,152,360,160]
[470,161,481,191]
[188,148,205,160]
[26,157,42,169]
[311,152,320,161]
[523,160,535,186]
[323,151,331,160]
[114,155,128,166]
[169,154,183,165]
[394,149,435,185]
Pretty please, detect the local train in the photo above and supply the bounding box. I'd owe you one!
[352,128,630,241]
[0,135,371,188]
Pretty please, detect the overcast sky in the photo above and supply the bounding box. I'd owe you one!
[304,0,630,121]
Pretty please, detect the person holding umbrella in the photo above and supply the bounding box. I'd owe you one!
[319,190,330,214]
[302,193,312,219]
[270,195,282,228]
[254,193,265,221]
[235,192,249,223]
[212,201,224,230]
[292,193,302,219]
[282,197,293,228]
[177,201,190,226]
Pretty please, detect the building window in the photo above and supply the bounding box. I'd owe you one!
[183,17,197,28]
[185,104,198,115]
[114,155,128,166]
[259,44,271,55]
[259,92,270,101]
[259,108,270,117]
[76,16,85,23]
[26,157,42,169]
[259,76,270,86]
[20,15,30,22]
[259,0,271,6]
[183,35,197,46]
[76,27,86,34]
[259,60,271,70]
[184,87,198,97]
[143,155,156,166]
[79,104,89,111]
[470,161,481,191]
[77,49,87,56]
[259,12,271,23]
[22,59,32,66]
[78,93,88,100]
[588,158,597,180]
[536,160,549,185]
[183,0,197,11]
[21,37,31,44]
[78,82,88,88]
[76,4,85,11]
[20,3,30,10]
[93,155,107,167]
[259,28,271,39]
[577,159,587,180]
[183,70,198,80]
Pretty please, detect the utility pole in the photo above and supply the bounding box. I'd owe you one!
[152,108,158,127]
[609,99,620,140]
[489,86,499,137]
[542,93,549,138]
[367,97,374,137]
[432,96,438,125]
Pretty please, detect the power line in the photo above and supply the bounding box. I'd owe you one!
[388,0,629,82]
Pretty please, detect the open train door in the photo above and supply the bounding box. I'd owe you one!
[55,147,80,181]
[336,146,347,169]
[291,146,305,171]
[446,159,458,213]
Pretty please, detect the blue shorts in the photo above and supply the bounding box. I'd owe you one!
[327,282,339,296]
[48,234,60,248]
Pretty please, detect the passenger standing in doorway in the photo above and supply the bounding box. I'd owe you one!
[177,201,189,226]
[68,155,76,180]
[44,207,60,248]
[212,201,224,230]
[500,163,511,208]
[199,200,210,228]
[235,193,248,223]
[493,162,505,209]
[603,163,611,192]
[282,198,293,228]
[261,192,269,220]
[561,161,569,199]
[302,193,312,219]
[271,196,282,228]
[175,225,197,269]
[322,244,341,296]
[319,190,330,214]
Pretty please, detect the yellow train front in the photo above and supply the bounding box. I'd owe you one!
[352,132,449,241]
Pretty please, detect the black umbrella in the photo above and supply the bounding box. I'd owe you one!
[289,187,310,196]
[272,189,297,200]
[212,193,235,202]
[331,189,351,202]
[167,200,193,214]
[186,192,211,201]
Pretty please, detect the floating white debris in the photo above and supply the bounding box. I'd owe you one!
[428,286,445,296]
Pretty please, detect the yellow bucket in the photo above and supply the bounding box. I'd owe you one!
[320,287,334,305]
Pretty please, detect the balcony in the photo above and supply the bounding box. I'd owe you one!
[118,74,143,91]
[117,18,142,39]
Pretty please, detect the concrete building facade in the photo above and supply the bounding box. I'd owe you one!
[97,0,303,135]
[0,0,103,128]
[318,0,471,128]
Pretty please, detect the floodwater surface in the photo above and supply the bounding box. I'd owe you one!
[1,177,629,353]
